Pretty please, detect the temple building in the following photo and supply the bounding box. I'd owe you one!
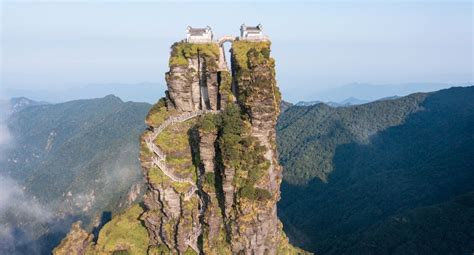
[240,23,265,41]
[186,26,213,43]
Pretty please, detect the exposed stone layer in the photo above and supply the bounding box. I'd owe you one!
[223,40,281,254]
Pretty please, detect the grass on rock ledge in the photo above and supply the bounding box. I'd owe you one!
[169,42,220,67]
[93,204,149,255]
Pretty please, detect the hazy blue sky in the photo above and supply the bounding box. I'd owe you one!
[1,1,473,102]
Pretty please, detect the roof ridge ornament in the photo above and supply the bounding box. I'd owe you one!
[239,23,266,41]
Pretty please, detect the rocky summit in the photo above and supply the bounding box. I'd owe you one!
[54,32,307,254]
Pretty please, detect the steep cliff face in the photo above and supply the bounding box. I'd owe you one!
[55,40,306,255]
[139,40,302,254]
[139,42,224,253]
[165,43,221,112]
[223,40,283,254]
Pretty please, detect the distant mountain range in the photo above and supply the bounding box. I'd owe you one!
[3,82,166,104]
[296,96,405,107]
[296,97,370,107]
[4,82,470,105]
[0,97,48,118]
[305,82,471,103]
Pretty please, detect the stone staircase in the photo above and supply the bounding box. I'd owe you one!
[145,109,220,253]
[146,109,220,194]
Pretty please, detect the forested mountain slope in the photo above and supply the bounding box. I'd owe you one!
[277,86,474,254]
[0,95,150,254]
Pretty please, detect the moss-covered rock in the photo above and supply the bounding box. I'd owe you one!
[93,204,149,255]
[169,42,220,68]
[231,41,272,70]
[145,98,172,127]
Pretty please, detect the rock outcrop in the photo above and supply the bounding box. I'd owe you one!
[138,40,305,254]
[165,43,221,112]
[55,38,307,255]
[53,221,93,255]
[223,40,283,254]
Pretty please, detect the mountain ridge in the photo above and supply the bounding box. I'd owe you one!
[277,86,474,254]
[309,82,471,102]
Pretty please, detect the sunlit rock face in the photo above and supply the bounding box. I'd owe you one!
[138,40,305,254]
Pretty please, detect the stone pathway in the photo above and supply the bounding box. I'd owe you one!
[145,110,220,196]
[186,228,203,253]
[145,109,220,253]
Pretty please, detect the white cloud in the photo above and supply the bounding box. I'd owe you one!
[0,124,12,148]
[0,175,54,254]
[0,175,53,224]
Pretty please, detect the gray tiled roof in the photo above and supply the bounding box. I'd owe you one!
[245,26,261,32]
[189,28,208,36]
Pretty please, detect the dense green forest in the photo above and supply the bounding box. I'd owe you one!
[277,86,474,254]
